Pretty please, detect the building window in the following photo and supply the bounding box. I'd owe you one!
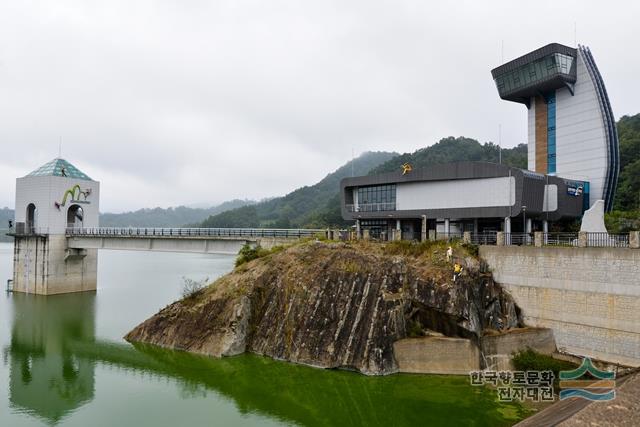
[495,52,575,97]
[357,185,396,211]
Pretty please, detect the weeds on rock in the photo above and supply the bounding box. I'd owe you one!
[461,242,479,257]
[181,276,209,299]
[236,244,286,267]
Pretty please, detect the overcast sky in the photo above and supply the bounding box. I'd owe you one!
[1,1,638,212]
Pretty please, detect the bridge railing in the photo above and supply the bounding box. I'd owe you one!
[65,227,327,239]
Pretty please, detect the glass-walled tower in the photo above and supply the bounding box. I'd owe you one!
[491,43,619,211]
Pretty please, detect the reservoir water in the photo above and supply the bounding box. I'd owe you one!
[0,242,527,426]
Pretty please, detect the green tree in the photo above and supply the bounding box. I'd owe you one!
[369,136,527,175]
[614,114,640,211]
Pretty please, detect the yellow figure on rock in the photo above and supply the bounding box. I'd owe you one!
[453,263,463,282]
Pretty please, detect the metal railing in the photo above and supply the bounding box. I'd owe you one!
[437,231,464,241]
[345,203,396,213]
[65,227,326,239]
[469,232,497,246]
[470,231,632,248]
[585,232,629,248]
[505,233,533,246]
[542,233,578,246]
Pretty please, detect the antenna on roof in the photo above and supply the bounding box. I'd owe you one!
[501,39,504,63]
[351,147,355,177]
[498,124,502,164]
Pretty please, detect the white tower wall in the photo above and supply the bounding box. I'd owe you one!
[12,159,99,295]
[554,50,608,205]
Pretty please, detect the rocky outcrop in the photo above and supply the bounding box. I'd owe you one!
[125,241,522,375]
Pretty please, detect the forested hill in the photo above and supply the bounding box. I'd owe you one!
[369,137,527,174]
[200,151,398,229]
[99,199,255,227]
[614,114,640,211]
[198,140,528,229]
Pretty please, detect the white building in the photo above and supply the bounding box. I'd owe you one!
[492,43,619,211]
[11,158,99,294]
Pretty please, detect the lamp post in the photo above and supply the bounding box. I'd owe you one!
[522,205,527,234]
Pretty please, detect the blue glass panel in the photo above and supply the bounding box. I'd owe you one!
[545,91,557,174]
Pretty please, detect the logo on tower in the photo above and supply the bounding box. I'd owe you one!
[54,185,92,210]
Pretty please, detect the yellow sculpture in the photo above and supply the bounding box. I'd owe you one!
[401,163,413,175]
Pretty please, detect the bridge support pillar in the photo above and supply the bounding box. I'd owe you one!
[12,235,97,295]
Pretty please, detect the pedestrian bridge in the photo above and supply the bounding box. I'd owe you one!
[65,227,326,255]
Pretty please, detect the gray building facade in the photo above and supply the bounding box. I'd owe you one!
[340,162,585,239]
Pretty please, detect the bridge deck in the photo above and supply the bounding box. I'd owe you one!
[65,227,326,254]
[66,227,325,239]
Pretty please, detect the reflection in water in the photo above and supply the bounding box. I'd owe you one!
[7,293,96,424]
[5,292,526,427]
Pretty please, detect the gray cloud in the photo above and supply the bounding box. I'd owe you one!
[1,0,638,211]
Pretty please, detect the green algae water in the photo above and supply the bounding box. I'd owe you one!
[0,242,527,426]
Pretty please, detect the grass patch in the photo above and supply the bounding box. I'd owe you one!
[340,260,361,273]
[383,240,444,257]
[512,348,578,382]
[235,244,286,267]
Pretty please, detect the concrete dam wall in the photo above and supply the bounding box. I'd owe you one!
[480,246,640,366]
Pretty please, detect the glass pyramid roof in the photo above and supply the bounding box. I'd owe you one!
[26,158,92,181]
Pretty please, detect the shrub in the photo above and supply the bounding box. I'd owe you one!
[512,348,578,381]
[181,276,209,299]
[461,242,479,257]
[235,244,286,267]
[407,319,425,337]
[605,210,640,233]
